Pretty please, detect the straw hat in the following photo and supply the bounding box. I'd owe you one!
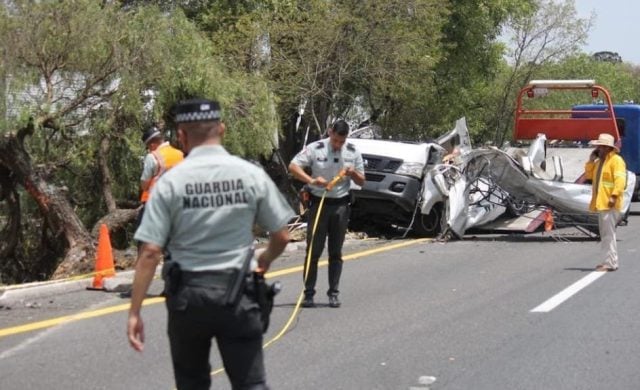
[590,133,619,152]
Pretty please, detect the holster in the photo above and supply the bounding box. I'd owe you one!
[252,272,281,333]
[162,261,182,296]
[162,261,186,310]
[224,249,254,310]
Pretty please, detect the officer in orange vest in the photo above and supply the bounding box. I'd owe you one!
[137,126,184,227]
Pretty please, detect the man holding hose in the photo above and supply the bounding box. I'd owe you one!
[288,120,365,308]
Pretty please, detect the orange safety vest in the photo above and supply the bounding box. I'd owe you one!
[140,143,184,202]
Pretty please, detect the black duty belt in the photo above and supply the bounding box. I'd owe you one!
[310,194,350,206]
[181,269,236,288]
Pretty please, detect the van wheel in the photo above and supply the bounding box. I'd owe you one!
[412,203,443,237]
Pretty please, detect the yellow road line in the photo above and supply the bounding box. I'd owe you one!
[267,238,430,278]
[0,239,428,338]
[1,269,115,290]
[0,298,164,338]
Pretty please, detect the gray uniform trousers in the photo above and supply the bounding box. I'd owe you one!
[166,281,268,390]
[304,195,350,298]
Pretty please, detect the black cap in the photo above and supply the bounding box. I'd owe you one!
[141,126,162,144]
[174,98,221,123]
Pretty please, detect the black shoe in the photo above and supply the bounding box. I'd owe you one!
[328,295,341,308]
[302,296,315,308]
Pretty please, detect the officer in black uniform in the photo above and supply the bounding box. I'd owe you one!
[127,98,294,390]
[288,120,365,308]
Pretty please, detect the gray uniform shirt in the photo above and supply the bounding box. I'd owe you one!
[291,138,364,198]
[134,144,295,272]
[140,142,165,182]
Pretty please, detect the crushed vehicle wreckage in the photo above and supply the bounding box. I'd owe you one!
[427,135,635,238]
[348,80,635,239]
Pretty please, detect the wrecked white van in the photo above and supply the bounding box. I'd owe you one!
[346,137,446,235]
[348,118,509,237]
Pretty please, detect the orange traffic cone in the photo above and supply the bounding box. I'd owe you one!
[88,224,116,290]
[544,209,554,232]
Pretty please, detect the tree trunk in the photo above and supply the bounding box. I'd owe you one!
[98,136,117,213]
[93,131,140,245]
[91,207,140,238]
[0,132,94,279]
[0,165,21,260]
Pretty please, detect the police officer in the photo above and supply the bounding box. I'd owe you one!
[127,98,294,390]
[137,125,184,228]
[288,120,365,308]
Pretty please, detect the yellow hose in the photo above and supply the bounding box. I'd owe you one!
[208,173,343,380]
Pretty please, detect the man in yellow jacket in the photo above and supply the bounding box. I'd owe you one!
[584,133,626,272]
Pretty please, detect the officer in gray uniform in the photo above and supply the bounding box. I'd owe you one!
[127,98,294,390]
[288,120,365,308]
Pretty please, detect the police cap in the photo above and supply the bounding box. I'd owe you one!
[174,98,221,124]
[141,126,162,145]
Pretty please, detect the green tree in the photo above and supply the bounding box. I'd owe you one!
[534,54,640,104]
[489,0,592,146]
[0,1,277,281]
[206,1,448,142]
[190,1,533,144]
[428,0,532,142]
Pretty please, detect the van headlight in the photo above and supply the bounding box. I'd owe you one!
[394,162,424,178]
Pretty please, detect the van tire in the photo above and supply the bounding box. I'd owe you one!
[412,203,443,237]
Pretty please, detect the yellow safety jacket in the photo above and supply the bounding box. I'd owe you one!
[584,150,626,212]
[140,143,184,202]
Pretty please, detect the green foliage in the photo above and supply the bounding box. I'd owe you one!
[187,0,533,143]
[2,1,278,175]
[429,0,533,138]
[345,1,448,137]
[150,12,278,157]
[536,55,640,103]
[479,0,593,145]
[202,0,450,139]
[0,1,279,278]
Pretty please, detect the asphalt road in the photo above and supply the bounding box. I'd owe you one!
[1,216,639,390]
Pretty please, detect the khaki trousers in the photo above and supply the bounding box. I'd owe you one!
[598,209,620,269]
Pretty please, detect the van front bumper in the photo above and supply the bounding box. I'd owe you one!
[352,172,421,214]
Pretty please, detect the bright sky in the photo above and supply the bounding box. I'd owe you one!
[575,0,640,65]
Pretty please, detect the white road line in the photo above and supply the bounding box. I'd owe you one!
[530,271,606,313]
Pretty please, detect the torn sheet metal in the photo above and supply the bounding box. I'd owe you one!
[422,120,635,238]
